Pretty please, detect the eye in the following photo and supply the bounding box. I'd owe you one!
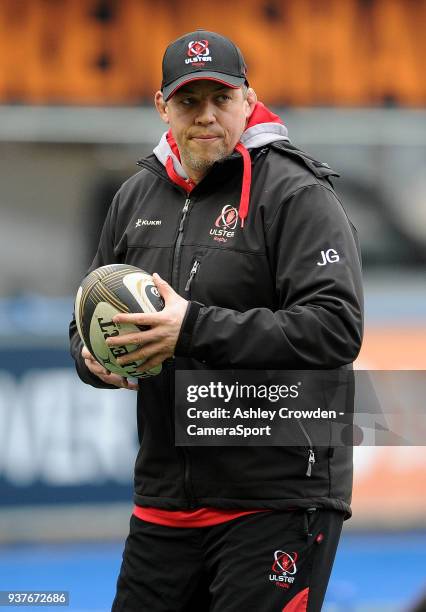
[216,94,232,103]
[180,97,195,106]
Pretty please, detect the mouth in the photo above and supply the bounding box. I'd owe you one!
[190,135,222,141]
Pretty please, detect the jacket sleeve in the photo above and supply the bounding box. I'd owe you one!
[175,184,364,369]
[69,190,123,389]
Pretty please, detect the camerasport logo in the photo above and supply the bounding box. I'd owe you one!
[185,40,212,66]
[268,550,298,589]
[210,205,238,243]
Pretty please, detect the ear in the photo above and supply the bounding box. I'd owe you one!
[244,87,257,120]
[155,91,169,124]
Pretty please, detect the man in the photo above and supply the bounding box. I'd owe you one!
[70,30,363,611]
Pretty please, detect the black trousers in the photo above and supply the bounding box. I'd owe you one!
[112,509,344,612]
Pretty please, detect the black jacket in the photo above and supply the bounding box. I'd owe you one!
[69,140,364,517]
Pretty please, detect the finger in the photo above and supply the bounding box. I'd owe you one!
[84,358,109,377]
[105,328,161,347]
[135,352,168,373]
[116,342,165,366]
[82,346,106,369]
[82,345,93,359]
[152,273,175,302]
[85,355,100,366]
[113,312,161,326]
[83,352,138,389]
[121,377,139,391]
[99,372,138,390]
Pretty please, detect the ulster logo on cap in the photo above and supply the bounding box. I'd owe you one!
[185,40,212,65]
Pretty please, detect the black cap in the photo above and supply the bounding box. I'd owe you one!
[161,30,248,101]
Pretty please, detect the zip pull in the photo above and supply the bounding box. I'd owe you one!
[179,198,191,232]
[185,260,200,292]
[306,449,316,477]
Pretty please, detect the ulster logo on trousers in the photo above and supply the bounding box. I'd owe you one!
[268,550,298,589]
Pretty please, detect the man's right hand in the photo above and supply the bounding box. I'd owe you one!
[81,345,138,391]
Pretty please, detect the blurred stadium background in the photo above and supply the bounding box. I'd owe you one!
[0,0,425,610]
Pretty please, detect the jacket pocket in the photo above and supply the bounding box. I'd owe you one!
[184,252,204,298]
[295,419,316,477]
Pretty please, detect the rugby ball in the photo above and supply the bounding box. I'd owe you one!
[74,264,164,378]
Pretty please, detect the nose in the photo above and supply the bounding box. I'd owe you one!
[194,99,216,125]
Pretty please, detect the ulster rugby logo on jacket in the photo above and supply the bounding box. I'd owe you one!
[210,204,238,243]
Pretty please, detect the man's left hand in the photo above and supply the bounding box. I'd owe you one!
[106,273,188,373]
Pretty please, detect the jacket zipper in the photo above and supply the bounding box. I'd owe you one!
[296,419,316,477]
[171,198,191,288]
[171,196,195,508]
[185,259,200,293]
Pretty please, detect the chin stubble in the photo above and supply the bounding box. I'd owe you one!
[182,140,229,173]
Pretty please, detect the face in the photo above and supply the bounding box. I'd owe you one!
[155,80,257,181]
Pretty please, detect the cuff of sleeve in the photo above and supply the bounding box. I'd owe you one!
[174,301,204,357]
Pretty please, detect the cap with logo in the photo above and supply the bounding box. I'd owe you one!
[161,29,248,101]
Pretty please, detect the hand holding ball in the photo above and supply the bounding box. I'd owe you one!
[74,264,165,379]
